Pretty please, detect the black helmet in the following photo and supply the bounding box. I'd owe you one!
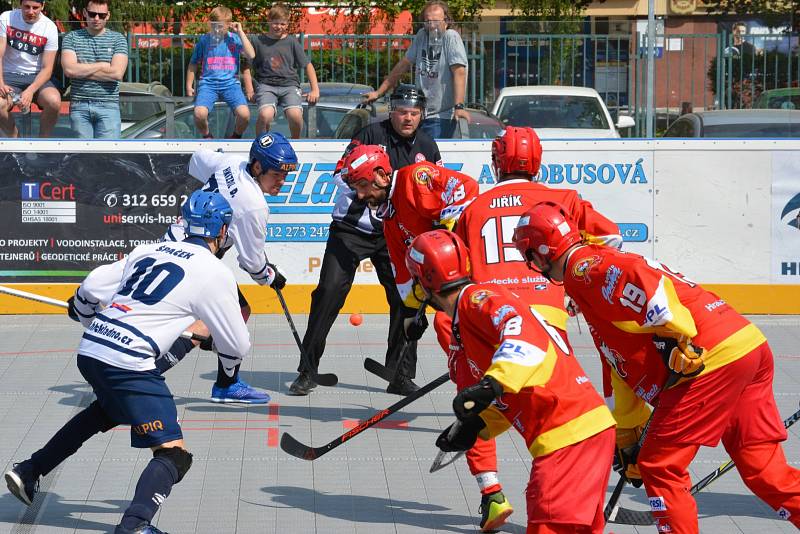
[390,84,427,115]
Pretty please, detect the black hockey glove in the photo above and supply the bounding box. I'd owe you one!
[436,416,486,453]
[66,296,80,322]
[266,263,287,290]
[453,375,503,421]
[403,312,429,341]
[199,334,214,352]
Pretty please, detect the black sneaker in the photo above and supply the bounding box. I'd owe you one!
[4,460,39,506]
[114,523,168,534]
[288,372,318,396]
[386,376,420,396]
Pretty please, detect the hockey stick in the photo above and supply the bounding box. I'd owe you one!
[364,304,427,383]
[0,285,207,343]
[605,373,680,526]
[281,371,450,460]
[609,401,800,525]
[273,287,338,387]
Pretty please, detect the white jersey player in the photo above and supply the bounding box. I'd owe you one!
[5,191,250,534]
[159,132,298,402]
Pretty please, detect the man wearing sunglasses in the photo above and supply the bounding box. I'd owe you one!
[61,0,128,138]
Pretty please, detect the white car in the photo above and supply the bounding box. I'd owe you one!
[490,85,635,138]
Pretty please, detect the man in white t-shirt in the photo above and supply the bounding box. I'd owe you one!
[0,0,61,138]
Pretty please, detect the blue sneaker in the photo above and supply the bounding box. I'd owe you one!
[114,523,168,534]
[211,380,270,404]
[5,460,39,506]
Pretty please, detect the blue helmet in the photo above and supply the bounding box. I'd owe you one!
[250,132,298,173]
[181,190,233,238]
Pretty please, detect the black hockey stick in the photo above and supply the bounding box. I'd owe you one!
[274,287,338,387]
[281,371,450,460]
[605,373,680,525]
[429,410,473,474]
[364,305,427,383]
[609,402,800,525]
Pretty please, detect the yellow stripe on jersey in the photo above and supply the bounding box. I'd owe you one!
[609,370,652,429]
[528,404,616,458]
[397,278,425,309]
[485,341,557,394]
[478,405,512,441]
[611,276,697,339]
[690,322,767,378]
[582,230,623,250]
[532,304,569,332]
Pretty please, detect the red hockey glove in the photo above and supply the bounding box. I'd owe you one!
[453,375,503,421]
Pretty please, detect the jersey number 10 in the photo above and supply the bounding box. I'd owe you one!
[118,258,186,305]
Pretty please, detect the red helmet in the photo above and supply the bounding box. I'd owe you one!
[512,201,581,262]
[405,230,471,293]
[340,144,392,186]
[492,126,543,178]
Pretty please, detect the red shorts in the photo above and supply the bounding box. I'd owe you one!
[527,427,614,530]
[648,342,786,446]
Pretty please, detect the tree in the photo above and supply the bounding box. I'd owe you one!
[702,0,798,32]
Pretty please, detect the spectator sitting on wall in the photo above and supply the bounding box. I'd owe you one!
[186,5,255,139]
[0,0,61,138]
[61,0,128,139]
[247,3,320,138]
[362,0,469,139]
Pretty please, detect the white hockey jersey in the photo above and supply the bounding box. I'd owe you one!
[176,150,275,285]
[73,239,251,372]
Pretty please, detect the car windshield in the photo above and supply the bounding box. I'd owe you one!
[496,95,610,130]
[703,122,800,138]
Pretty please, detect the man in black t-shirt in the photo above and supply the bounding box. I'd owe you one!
[290,85,441,396]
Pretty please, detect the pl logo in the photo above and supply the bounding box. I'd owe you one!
[781,192,800,230]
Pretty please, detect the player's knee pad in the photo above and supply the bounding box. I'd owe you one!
[86,400,117,433]
[154,447,193,483]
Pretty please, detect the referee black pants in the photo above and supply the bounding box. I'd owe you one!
[300,221,417,378]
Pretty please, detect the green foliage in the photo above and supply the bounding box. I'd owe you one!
[702,0,798,32]
[707,47,795,108]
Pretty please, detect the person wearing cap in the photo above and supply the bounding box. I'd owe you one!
[289,84,442,396]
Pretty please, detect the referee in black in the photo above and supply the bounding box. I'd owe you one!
[290,85,441,396]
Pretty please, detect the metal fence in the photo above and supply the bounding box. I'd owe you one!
[49,28,800,137]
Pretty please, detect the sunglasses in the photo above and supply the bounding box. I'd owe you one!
[86,10,109,20]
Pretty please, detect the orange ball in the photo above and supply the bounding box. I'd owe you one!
[349,313,363,326]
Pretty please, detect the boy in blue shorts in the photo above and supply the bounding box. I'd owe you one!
[186,5,255,139]
[4,191,253,534]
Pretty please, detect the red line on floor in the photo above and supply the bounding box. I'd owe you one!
[267,428,278,448]
[342,419,408,430]
[268,404,279,422]
[112,427,276,432]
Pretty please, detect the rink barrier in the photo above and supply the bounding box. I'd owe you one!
[0,139,798,314]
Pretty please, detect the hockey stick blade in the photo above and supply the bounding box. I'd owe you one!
[273,288,338,387]
[280,372,450,461]
[429,450,465,473]
[364,358,395,382]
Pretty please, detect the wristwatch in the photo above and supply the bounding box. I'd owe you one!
[454,103,465,110]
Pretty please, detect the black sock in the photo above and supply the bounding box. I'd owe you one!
[215,359,240,388]
[120,456,178,530]
[155,338,194,374]
[230,131,242,139]
[202,132,213,139]
[30,400,115,477]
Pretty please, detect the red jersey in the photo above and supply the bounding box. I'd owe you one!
[383,162,479,308]
[454,282,615,457]
[455,179,620,330]
[564,245,767,428]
